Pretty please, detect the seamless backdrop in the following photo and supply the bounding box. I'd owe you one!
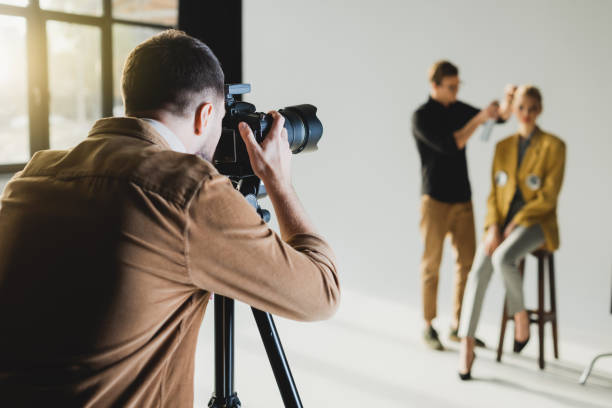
[242,0,612,354]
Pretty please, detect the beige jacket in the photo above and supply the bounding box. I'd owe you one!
[0,117,340,407]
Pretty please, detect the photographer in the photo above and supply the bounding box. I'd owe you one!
[0,29,340,407]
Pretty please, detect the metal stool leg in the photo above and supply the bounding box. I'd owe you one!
[579,353,612,385]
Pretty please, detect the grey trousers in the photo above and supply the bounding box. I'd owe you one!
[458,224,545,338]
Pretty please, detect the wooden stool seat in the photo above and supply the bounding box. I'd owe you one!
[496,250,559,369]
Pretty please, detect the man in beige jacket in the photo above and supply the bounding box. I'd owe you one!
[0,30,340,407]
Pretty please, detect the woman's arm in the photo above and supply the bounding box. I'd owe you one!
[484,144,502,230]
[484,144,503,255]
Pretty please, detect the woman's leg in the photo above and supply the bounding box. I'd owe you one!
[491,225,545,339]
[458,244,493,375]
[458,244,494,339]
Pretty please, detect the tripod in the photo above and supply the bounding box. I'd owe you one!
[208,177,303,408]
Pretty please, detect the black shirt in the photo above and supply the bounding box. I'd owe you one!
[412,97,480,203]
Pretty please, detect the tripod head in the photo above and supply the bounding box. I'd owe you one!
[232,175,270,223]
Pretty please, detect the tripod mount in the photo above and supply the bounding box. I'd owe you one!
[207,176,303,408]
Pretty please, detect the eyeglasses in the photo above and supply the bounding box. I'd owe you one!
[442,81,462,92]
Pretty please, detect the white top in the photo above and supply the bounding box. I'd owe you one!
[141,118,186,153]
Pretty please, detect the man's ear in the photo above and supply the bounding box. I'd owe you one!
[194,102,214,136]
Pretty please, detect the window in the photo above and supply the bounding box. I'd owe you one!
[112,0,177,26]
[47,21,102,149]
[0,1,29,6]
[40,0,103,16]
[0,15,29,164]
[0,0,175,172]
[112,23,161,116]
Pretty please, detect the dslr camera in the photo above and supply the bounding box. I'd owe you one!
[213,84,323,186]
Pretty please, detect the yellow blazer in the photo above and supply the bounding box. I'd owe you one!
[484,127,566,251]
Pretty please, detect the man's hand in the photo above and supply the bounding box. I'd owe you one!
[479,101,500,123]
[498,84,517,120]
[238,111,316,239]
[454,101,500,149]
[504,84,517,104]
[484,225,502,256]
[238,111,292,192]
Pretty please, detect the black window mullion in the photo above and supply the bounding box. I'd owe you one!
[39,10,103,26]
[27,0,50,155]
[102,0,113,117]
[0,3,28,17]
[111,18,170,30]
[0,163,26,173]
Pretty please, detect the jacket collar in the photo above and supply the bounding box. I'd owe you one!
[87,117,173,151]
[514,126,544,175]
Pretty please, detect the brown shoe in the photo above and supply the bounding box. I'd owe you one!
[424,326,444,351]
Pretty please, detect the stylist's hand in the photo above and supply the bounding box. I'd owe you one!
[484,225,502,256]
[504,84,517,103]
[479,101,500,123]
[238,111,292,191]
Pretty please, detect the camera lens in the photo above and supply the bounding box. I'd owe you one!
[264,105,323,154]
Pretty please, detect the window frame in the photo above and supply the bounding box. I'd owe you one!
[0,0,174,173]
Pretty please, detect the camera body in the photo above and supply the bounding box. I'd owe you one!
[213,84,323,179]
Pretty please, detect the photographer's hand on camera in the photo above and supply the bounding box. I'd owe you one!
[239,112,291,191]
[238,111,317,240]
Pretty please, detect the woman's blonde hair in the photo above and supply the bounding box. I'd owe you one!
[515,85,543,110]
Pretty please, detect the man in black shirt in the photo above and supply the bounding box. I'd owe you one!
[412,60,514,350]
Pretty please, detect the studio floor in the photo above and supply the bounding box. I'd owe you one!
[192,289,612,407]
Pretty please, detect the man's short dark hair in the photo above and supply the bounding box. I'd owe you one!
[122,29,225,116]
[428,60,458,85]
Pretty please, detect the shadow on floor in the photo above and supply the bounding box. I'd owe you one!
[474,377,610,408]
[237,335,453,408]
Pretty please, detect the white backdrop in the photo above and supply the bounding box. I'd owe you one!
[243,0,612,350]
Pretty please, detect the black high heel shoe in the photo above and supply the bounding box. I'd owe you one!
[513,336,530,353]
[458,352,476,381]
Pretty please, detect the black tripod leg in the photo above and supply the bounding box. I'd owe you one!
[208,295,241,408]
[252,308,303,408]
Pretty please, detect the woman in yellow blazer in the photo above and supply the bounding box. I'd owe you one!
[457,85,566,379]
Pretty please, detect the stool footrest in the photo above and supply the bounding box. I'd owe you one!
[503,310,556,322]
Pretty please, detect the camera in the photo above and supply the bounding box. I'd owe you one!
[213,84,323,179]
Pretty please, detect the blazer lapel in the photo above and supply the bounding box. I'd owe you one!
[518,127,543,177]
[506,133,519,176]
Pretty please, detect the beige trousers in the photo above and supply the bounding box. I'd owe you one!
[420,195,476,324]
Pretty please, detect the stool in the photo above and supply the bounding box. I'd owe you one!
[496,250,559,369]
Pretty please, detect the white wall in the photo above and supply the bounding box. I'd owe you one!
[243,0,612,351]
